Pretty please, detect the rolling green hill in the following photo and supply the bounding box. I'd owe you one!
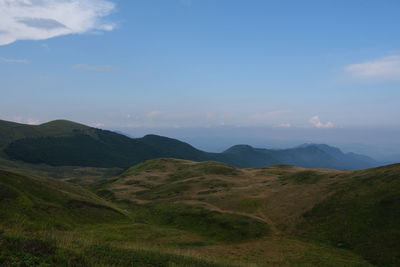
[0,166,233,266]
[97,158,399,266]
[1,119,379,170]
[2,161,381,266]
[0,167,127,230]
[298,164,400,266]
[5,158,399,266]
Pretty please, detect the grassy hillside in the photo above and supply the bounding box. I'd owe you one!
[0,167,127,230]
[5,130,165,168]
[0,167,234,266]
[298,164,400,266]
[98,158,398,266]
[0,119,89,149]
[1,161,378,266]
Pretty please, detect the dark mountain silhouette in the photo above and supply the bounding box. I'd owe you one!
[0,119,379,169]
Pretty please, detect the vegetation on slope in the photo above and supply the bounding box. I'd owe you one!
[0,160,381,266]
[0,167,232,266]
[0,168,126,230]
[4,129,167,168]
[0,232,228,267]
[101,159,399,266]
[128,203,269,242]
[0,119,89,150]
[298,164,400,266]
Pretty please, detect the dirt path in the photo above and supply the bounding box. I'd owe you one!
[181,200,281,235]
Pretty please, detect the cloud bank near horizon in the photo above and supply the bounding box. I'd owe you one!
[310,115,334,129]
[0,0,116,46]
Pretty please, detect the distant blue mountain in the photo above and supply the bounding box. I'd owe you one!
[1,119,380,170]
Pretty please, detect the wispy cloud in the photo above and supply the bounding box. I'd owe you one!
[73,64,116,71]
[346,55,400,80]
[0,57,28,63]
[10,116,40,125]
[92,122,105,127]
[310,116,334,129]
[0,0,116,46]
[26,118,40,125]
[274,123,291,128]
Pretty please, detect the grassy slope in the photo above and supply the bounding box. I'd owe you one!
[1,153,396,266]
[0,167,231,266]
[298,164,400,266]
[0,119,89,149]
[1,160,375,266]
[99,158,385,266]
[0,167,127,230]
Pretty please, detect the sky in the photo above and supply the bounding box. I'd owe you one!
[1,0,400,158]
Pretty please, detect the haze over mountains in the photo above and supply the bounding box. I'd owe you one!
[0,119,380,170]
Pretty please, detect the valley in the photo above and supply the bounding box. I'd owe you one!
[0,120,398,266]
[1,158,399,266]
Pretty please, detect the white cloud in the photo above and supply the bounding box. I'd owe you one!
[274,123,291,128]
[346,55,400,80]
[0,57,28,63]
[0,0,116,46]
[73,64,115,71]
[93,122,105,127]
[10,116,40,125]
[26,118,40,125]
[310,116,334,129]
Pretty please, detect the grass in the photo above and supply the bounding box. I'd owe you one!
[123,159,171,176]
[298,165,400,266]
[0,168,127,231]
[101,159,400,266]
[0,231,228,267]
[237,198,264,213]
[136,182,192,200]
[2,159,397,266]
[128,203,269,242]
[280,171,326,184]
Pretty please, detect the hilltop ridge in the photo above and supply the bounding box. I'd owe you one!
[0,119,381,170]
[97,158,400,266]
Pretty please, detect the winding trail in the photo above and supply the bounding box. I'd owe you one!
[181,200,281,235]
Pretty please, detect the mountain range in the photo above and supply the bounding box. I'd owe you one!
[1,118,399,266]
[0,119,380,170]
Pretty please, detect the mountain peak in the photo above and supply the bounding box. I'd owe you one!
[224,144,255,154]
[38,119,89,129]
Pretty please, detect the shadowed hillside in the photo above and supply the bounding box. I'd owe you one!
[1,119,379,170]
[0,167,127,230]
[0,120,89,150]
[298,164,400,266]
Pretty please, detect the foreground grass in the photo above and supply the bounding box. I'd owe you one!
[1,161,393,266]
[0,230,228,267]
[1,223,373,267]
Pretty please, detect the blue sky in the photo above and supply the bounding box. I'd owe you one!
[1,0,400,157]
